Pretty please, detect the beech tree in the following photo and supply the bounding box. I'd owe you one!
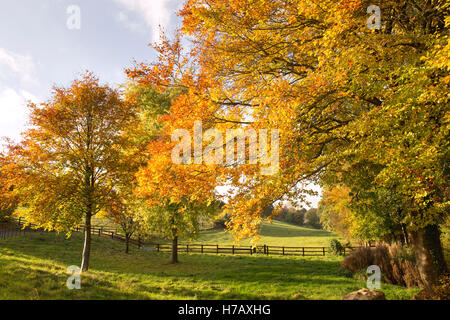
[0,155,17,222]
[140,200,219,264]
[124,69,221,264]
[178,0,449,289]
[4,72,136,271]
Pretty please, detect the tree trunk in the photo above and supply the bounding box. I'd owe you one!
[401,224,409,245]
[171,236,178,264]
[125,234,130,254]
[410,224,447,291]
[81,213,92,272]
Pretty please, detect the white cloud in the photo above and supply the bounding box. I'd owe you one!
[116,11,144,35]
[0,87,39,143]
[0,48,37,85]
[0,48,39,145]
[114,0,174,42]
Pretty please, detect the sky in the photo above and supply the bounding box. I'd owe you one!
[0,0,183,142]
[0,0,321,207]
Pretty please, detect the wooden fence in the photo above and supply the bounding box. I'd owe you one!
[142,243,359,256]
[4,217,361,257]
[0,228,25,240]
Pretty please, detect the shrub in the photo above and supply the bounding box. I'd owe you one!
[432,275,450,300]
[414,275,450,300]
[329,239,345,256]
[341,245,423,288]
[388,245,423,288]
[213,214,231,229]
[341,247,374,273]
[305,208,322,229]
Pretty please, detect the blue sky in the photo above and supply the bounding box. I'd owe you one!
[0,0,182,142]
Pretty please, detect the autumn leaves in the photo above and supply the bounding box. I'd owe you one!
[0,0,448,284]
[170,120,280,175]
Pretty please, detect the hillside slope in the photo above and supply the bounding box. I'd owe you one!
[193,220,341,246]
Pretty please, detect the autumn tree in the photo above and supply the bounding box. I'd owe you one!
[105,193,144,254]
[4,72,136,271]
[0,153,18,222]
[179,0,449,289]
[126,35,229,262]
[318,184,407,244]
[140,199,219,264]
[103,150,144,254]
[318,185,356,242]
[100,84,173,254]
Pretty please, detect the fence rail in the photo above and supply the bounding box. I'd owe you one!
[4,217,363,257]
[142,243,360,256]
[0,228,24,240]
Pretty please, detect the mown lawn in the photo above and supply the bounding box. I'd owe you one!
[0,232,419,300]
[195,220,341,247]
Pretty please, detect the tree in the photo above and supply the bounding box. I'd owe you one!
[103,84,174,254]
[104,174,144,254]
[262,204,274,218]
[140,200,219,264]
[274,206,305,226]
[0,155,16,222]
[180,0,449,289]
[4,72,136,271]
[291,209,306,226]
[126,35,228,261]
[318,187,353,242]
[318,184,408,244]
[305,208,321,229]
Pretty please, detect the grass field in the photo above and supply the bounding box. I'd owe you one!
[194,220,341,247]
[0,232,419,300]
[90,218,344,247]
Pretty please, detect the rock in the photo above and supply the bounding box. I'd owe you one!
[341,288,386,300]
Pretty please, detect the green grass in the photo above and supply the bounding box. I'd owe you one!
[194,220,341,247]
[0,232,419,300]
[89,218,341,247]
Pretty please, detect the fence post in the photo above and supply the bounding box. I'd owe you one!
[187,244,189,253]
[282,247,285,256]
[343,247,346,256]
[250,246,253,255]
[232,245,234,255]
[302,247,305,257]
[323,247,325,256]
[216,245,219,254]
[266,245,269,255]
[201,245,204,254]
[157,244,160,252]
[111,232,114,239]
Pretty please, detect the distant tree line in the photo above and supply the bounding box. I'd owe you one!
[264,205,322,229]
